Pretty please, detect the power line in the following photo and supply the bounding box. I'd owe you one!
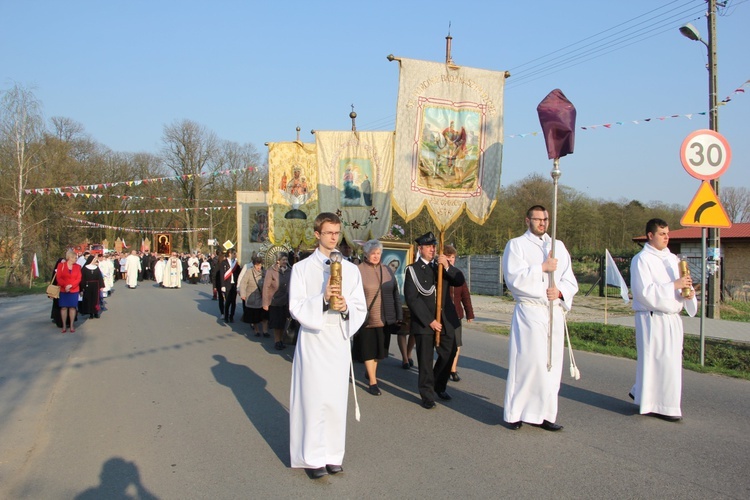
[507,1,707,89]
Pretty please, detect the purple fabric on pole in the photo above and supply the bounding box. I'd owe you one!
[537,89,576,160]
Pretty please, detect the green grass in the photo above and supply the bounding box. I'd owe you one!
[0,280,48,297]
[484,322,750,380]
[721,301,750,322]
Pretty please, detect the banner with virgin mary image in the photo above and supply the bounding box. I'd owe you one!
[266,141,319,248]
[315,130,394,244]
[392,57,506,231]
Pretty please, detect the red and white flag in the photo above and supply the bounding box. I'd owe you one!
[31,253,40,278]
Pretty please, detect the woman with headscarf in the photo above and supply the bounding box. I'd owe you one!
[56,249,82,333]
[80,254,105,319]
[356,240,403,395]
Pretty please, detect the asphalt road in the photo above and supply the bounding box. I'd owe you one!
[1,281,749,499]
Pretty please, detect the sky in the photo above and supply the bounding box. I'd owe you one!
[1,0,748,208]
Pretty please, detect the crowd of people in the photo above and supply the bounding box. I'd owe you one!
[46,208,696,480]
[49,248,223,331]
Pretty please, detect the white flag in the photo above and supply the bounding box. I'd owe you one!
[605,249,629,303]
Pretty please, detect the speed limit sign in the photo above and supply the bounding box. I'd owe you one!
[680,129,732,180]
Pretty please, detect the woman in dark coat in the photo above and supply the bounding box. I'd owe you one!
[79,254,105,319]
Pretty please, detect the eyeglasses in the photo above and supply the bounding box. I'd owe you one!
[529,218,549,223]
[320,231,341,238]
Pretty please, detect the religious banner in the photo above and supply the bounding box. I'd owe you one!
[315,131,394,244]
[267,141,318,248]
[392,57,506,230]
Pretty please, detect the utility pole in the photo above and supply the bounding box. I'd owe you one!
[707,0,720,318]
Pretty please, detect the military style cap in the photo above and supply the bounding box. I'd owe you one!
[415,231,437,246]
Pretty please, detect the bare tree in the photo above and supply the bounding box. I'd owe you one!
[721,186,750,223]
[161,119,219,251]
[0,83,45,285]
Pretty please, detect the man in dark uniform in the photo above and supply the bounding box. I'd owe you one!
[220,248,241,323]
[404,232,465,409]
[140,250,152,281]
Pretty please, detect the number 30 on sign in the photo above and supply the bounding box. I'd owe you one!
[680,129,732,180]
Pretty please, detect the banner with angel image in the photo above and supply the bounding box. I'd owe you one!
[392,57,506,230]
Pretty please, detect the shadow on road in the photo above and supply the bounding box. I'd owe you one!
[210,354,290,467]
[75,456,159,500]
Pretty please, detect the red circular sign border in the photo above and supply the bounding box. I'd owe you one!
[680,129,732,180]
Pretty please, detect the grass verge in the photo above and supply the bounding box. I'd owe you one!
[484,322,750,380]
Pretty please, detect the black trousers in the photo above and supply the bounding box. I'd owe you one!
[415,330,457,403]
[224,285,237,320]
[433,331,457,394]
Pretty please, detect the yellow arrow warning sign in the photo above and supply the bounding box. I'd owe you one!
[680,181,732,228]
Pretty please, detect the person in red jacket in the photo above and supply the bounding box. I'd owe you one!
[445,245,474,382]
[56,249,83,333]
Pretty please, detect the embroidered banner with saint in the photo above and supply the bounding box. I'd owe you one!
[267,141,318,248]
[315,131,394,244]
[392,57,506,231]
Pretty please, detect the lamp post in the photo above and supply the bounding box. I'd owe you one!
[680,0,720,319]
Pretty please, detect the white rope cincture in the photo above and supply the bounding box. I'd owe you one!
[349,353,361,421]
[562,310,581,380]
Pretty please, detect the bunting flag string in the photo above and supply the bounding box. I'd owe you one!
[74,205,235,215]
[65,216,209,233]
[26,192,236,202]
[25,166,256,195]
[507,79,748,139]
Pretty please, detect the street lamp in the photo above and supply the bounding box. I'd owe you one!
[679,0,721,319]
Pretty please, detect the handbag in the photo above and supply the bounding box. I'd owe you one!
[46,272,61,299]
[283,317,300,345]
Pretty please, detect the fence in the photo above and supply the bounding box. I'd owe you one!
[455,255,503,296]
[597,254,749,302]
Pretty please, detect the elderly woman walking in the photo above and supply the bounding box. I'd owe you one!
[239,255,268,338]
[56,249,82,333]
[356,239,403,395]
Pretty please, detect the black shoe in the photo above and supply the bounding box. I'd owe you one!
[262,332,270,338]
[421,400,436,409]
[229,316,234,323]
[437,391,452,401]
[275,341,286,350]
[650,413,682,422]
[308,467,328,479]
[533,420,564,431]
[507,421,523,430]
[628,392,635,400]
[326,464,343,474]
[254,332,261,337]
[402,362,410,369]
[450,371,461,382]
[368,384,382,396]
[408,358,414,367]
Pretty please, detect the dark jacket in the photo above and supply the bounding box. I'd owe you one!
[451,282,474,321]
[404,259,464,336]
